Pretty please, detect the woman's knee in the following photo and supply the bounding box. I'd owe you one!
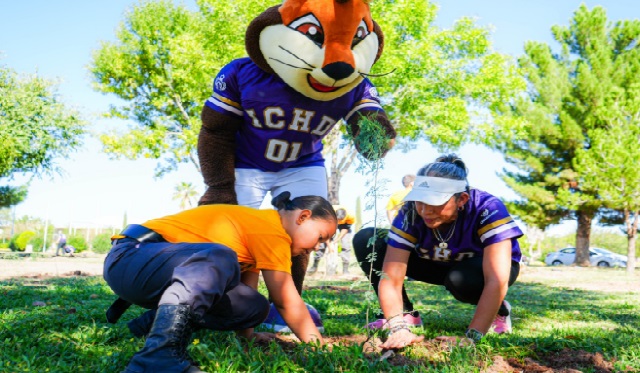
[444,259,485,304]
[353,228,387,262]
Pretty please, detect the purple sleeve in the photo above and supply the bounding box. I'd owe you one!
[204,61,243,117]
[386,206,418,251]
[476,198,524,247]
[344,78,384,122]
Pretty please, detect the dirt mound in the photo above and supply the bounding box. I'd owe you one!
[258,334,616,372]
[506,348,614,373]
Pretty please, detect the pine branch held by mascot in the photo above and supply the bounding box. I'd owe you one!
[196,0,396,332]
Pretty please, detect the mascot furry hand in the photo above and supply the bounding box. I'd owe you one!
[198,0,396,205]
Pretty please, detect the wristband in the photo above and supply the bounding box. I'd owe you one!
[390,325,410,335]
[465,328,484,343]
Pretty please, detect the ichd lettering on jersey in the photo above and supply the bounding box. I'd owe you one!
[246,107,336,137]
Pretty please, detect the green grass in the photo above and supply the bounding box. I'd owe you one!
[1,267,639,372]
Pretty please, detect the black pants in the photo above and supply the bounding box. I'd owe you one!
[104,240,269,331]
[353,227,520,316]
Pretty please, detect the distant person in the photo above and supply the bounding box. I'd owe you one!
[307,205,355,276]
[54,230,67,257]
[353,154,523,349]
[103,192,336,372]
[63,244,75,257]
[386,174,416,224]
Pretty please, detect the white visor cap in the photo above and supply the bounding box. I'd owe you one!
[403,176,468,206]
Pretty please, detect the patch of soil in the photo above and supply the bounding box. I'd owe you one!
[507,348,614,373]
[257,334,617,372]
[0,256,105,280]
[19,270,95,280]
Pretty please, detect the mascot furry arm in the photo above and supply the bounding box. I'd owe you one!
[198,0,395,205]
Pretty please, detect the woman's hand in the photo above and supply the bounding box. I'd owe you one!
[250,332,278,343]
[380,328,424,350]
[435,335,474,347]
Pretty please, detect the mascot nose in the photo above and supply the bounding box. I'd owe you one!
[322,62,354,81]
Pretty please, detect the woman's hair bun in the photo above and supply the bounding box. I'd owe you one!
[270,191,292,209]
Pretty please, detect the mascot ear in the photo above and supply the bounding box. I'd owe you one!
[245,5,281,75]
[372,20,384,64]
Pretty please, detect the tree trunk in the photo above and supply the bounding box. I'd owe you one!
[526,225,544,263]
[574,210,593,266]
[327,146,340,204]
[323,124,358,206]
[625,209,638,275]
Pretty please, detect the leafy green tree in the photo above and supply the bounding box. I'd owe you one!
[172,181,198,210]
[90,0,276,176]
[371,0,524,147]
[574,85,640,273]
[9,231,35,252]
[326,0,525,202]
[492,5,640,266]
[91,0,524,203]
[0,65,86,208]
[92,233,113,254]
[67,235,88,253]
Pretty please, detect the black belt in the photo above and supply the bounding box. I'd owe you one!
[111,224,166,245]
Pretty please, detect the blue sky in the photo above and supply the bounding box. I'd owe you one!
[1,0,638,233]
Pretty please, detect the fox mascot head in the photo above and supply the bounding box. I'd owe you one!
[245,0,384,101]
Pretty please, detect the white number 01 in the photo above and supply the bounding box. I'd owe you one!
[265,139,303,163]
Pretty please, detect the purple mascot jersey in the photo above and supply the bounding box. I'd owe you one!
[205,58,384,172]
[388,189,524,264]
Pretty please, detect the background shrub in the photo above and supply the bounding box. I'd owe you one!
[30,235,45,252]
[67,235,88,253]
[92,233,112,254]
[9,231,36,252]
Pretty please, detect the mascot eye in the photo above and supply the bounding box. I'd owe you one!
[352,20,370,48]
[296,23,325,46]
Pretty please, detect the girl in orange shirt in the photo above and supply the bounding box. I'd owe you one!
[104,192,336,373]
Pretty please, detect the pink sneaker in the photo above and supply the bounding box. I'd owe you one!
[491,300,512,334]
[366,312,423,329]
[403,312,423,327]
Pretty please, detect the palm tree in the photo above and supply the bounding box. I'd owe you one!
[172,182,198,210]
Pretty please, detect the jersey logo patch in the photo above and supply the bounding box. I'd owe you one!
[215,75,227,91]
[480,209,498,224]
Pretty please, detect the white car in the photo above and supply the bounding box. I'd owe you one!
[590,247,628,266]
[545,247,627,267]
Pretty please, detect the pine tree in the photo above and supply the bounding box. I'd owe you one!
[495,5,640,266]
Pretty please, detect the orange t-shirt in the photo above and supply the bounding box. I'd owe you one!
[142,205,292,274]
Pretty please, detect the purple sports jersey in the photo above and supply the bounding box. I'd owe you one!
[204,58,384,172]
[387,189,523,264]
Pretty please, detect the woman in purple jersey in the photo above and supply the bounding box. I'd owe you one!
[353,154,523,348]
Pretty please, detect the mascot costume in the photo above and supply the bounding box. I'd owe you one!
[198,0,395,312]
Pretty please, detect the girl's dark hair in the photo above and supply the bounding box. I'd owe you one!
[271,192,337,221]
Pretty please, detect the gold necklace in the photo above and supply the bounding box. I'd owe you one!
[432,219,457,249]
